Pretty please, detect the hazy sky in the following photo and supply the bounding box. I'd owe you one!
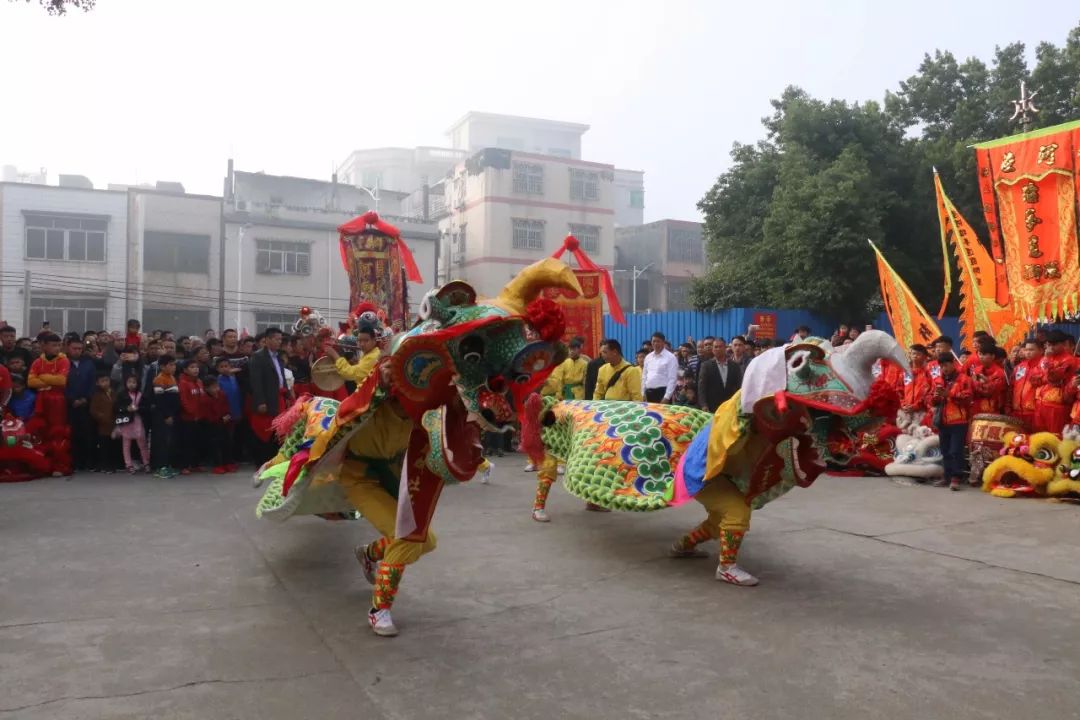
[1,0,1076,221]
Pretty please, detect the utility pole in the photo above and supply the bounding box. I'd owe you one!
[22,270,30,334]
[631,263,653,314]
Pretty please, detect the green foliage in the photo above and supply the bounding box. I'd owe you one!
[694,24,1080,320]
[15,0,95,15]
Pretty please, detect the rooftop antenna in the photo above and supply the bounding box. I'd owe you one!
[1008,81,1039,132]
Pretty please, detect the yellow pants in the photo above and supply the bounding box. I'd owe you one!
[677,477,751,565]
[337,458,437,566]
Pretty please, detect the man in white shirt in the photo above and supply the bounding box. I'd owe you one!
[642,331,679,403]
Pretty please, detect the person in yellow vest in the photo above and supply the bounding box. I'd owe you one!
[543,336,589,400]
[593,338,643,402]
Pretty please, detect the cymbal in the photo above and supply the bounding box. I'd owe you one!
[311,355,345,392]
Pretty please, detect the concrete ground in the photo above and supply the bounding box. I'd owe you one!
[1,463,1078,720]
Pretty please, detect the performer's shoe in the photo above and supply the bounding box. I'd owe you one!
[931,477,949,488]
[716,564,759,586]
[355,544,378,585]
[585,502,610,512]
[480,463,493,484]
[669,542,708,558]
[949,478,962,491]
[556,464,565,475]
[524,462,537,472]
[368,608,399,637]
[531,508,550,523]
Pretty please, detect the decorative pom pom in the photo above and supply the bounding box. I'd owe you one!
[865,377,901,420]
[563,234,580,252]
[524,298,566,343]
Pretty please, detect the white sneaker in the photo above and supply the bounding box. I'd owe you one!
[531,508,550,523]
[716,563,759,586]
[556,464,565,475]
[669,542,708,558]
[355,545,377,585]
[524,463,537,472]
[480,463,493,484]
[368,608,398,637]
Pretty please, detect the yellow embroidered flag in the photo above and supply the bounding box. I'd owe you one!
[869,240,941,351]
[934,172,1029,349]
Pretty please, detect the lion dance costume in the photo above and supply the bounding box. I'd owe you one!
[256,214,581,636]
[524,332,908,585]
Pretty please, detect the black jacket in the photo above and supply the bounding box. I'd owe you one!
[248,347,285,414]
[583,356,607,403]
[697,357,743,413]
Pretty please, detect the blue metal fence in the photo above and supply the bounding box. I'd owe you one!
[601,309,961,350]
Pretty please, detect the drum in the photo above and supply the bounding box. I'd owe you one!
[967,414,1026,486]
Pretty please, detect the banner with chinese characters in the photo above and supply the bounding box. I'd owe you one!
[934,172,1029,350]
[973,120,1080,321]
[752,312,777,339]
[869,240,941,351]
[542,270,603,359]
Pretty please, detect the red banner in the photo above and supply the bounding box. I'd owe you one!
[973,120,1080,321]
[542,270,602,358]
[752,312,777,339]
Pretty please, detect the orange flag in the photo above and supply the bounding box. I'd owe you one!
[869,240,941,351]
[934,172,1029,349]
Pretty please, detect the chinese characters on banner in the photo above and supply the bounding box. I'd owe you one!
[340,232,408,332]
[542,270,603,359]
[973,120,1080,321]
[752,312,777,339]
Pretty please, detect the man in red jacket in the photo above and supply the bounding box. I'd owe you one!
[27,332,71,476]
[1031,330,1074,435]
[898,344,932,429]
[971,341,1007,415]
[928,353,974,491]
[178,360,206,474]
[1012,339,1043,429]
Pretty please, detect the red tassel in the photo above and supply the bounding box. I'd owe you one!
[395,236,423,284]
[551,235,626,325]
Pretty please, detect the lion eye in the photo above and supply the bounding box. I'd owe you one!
[1034,447,1056,463]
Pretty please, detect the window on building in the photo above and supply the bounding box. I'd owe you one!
[24,213,107,262]
[569,169,600,201]
[29,296,106,334]
[667,229,703,263]
[255,311,297,334]
[629,189,645,209]
[256,239,311,275]
[666,282,692,311]
[511,218,545,250]
[512,162,544,195]
[144,231,211,273]
[568,223,600,253]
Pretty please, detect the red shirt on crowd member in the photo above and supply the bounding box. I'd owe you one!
[1030,332,1075,434]
[1012,341,1043,428]
[925,336,954,382]
[901,346,933,413]
[877,359,905,397]
[178,367,205,422]
[201,386,231,425]
[928,366,975,426]
[971,350,1008,415]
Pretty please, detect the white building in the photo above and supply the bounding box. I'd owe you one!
[336,146,465,196]
[614,219,705,312]
[613,168,645,227]
[0,179,129,335]
[223,163,438,334]
[446,112,588,159]
[436,148,617,298]
[127,187,223,336]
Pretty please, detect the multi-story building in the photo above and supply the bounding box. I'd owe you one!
[446,111,589,159]
[336,146,465,196]
[614,220,705,312]
[0,179,129,334]
[223,163,438,334]
[613,169,645,227]
[436,148,616,297]
[128,187,223,336]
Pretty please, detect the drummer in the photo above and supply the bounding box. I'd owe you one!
[971,340,1008,415]
[322,324,381,388]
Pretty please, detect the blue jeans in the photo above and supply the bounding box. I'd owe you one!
[939,424,968,481]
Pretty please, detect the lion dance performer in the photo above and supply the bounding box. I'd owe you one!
[256,212,580,636]
[524,332,907,586]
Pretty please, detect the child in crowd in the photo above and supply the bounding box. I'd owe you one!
[113,374,150,474]
[178,360,205,475]
[929,353,974,491]
[9,374,35,421]
[202,376,235,474]
[151,354,180,478]
[214,357,243,472]
[89,374,117,473]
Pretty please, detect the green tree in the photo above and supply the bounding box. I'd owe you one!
[13,0,95,14]
[694,23,1080,320]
